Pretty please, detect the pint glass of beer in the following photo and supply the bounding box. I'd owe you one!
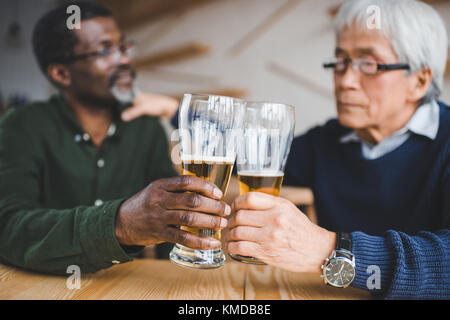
[169,94,245,269]
[229,101,295,265]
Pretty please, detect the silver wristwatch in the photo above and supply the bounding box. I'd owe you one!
[321,232,356,288]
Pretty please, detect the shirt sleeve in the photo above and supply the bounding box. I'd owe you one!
[0,112,137,275]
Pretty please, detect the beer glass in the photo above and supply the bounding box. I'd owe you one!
[230,101,295,265]
[169,93,245,269]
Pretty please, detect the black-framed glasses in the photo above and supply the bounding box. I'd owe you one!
[63,40,136,63]
[323,58,410,75]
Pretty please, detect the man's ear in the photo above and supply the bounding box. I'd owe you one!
[47,64,72,88]
[407,68,433,104]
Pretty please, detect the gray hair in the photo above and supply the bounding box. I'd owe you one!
[334,0,448,104]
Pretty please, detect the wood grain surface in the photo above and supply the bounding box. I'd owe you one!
[0,259,245,300]
[245,264,370,300]
[0,258,370,300]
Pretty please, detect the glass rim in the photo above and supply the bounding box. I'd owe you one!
[182,93,245,102]
[244,100,295,111]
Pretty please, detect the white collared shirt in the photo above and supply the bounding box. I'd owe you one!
[339,100,440,160]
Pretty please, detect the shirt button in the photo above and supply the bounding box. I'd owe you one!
[74,134,81,142]
[82,133,90,141]
[107,123,117,137]
[97,158,105,168]
[94,199,104,206]
[112,260,120,264]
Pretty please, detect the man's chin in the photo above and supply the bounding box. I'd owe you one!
[337,114,367,130]
[111,84,138,104]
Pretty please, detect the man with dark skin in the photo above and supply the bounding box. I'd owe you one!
[55,16,231,247]
[0,1,228,274]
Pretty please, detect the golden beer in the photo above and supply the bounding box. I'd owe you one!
[180,159,234,240]
[237,171,284,196]
[169,93,244,269]
[231,171,284,264]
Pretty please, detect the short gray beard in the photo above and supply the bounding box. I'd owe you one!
[111,84,140,104]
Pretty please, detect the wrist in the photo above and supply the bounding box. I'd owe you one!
[315,229,337,273]
[323,229,337,258]
[114,198,163,247]
[164,102,179,119]
[115,201,132,246]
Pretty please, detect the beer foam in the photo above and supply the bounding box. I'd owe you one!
[237,170,284,177]
[181,155,235,164]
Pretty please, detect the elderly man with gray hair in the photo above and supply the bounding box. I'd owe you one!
[222,0,449,299]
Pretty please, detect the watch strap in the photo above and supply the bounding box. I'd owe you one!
[336,232,352,252]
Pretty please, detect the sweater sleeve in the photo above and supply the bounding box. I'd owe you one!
[350,148,450,299]
[350,230,449,299]
[170,109,179,129]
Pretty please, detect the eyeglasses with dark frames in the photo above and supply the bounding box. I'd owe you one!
[63,40,136,63]
[323,57,410,76]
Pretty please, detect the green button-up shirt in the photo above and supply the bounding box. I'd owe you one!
[0,94,177,275]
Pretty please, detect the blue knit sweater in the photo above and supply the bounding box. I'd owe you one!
[284,101,450,299]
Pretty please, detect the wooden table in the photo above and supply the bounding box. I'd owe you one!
[0,259,370,300]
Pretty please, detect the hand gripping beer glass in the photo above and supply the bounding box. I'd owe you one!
[229,101,295,265]
[169,94,245,269]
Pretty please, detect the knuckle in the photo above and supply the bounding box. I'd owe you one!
[179,175,193,188]
[280,198,293,210]
[149,178,162,188]
[180,212,194,226]
[186,193,201,208]
[146,191,163,210]
[246,192,259,207]
[175,231,189,244]
[274,213,287,227]
[268,229,280,241]
[153,191,170,208]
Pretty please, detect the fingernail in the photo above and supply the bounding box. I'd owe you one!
[220,218,228,228]
[121,113,129,121]
[224,205,231,216]
[213,188,223,199]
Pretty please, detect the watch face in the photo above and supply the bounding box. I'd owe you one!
[324,258,355,287]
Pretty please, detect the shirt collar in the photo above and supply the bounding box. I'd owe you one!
[339,100,440,144]
[53,93,128,139]
[405,100,439,140]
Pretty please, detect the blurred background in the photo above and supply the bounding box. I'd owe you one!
[1,0,450,135]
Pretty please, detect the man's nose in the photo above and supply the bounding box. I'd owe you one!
[118,50,132,65]
[336,63,361,90]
